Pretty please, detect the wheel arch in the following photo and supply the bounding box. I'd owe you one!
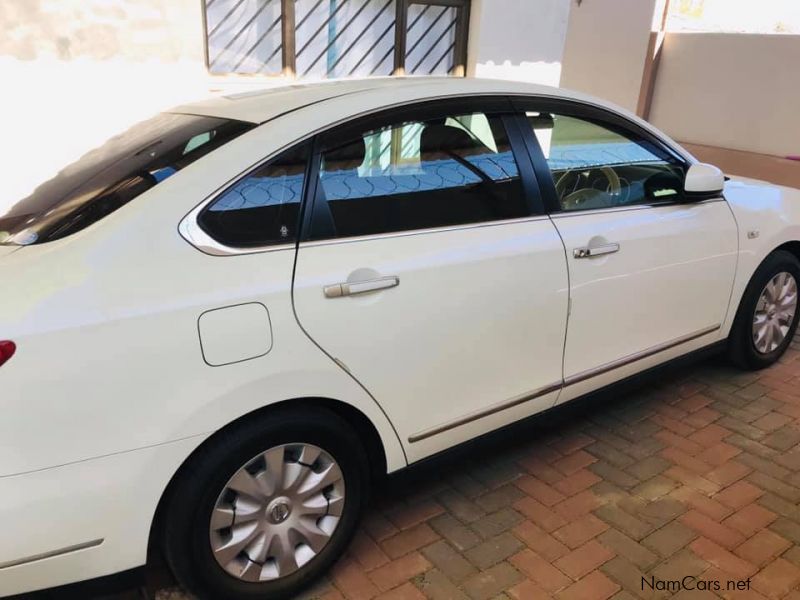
[146,396,388,564]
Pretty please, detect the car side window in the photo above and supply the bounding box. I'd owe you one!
[199,142,309,247]
[309,111,527,240]
[526,112,686,212]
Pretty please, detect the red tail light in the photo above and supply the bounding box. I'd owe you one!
[0,341,15,367]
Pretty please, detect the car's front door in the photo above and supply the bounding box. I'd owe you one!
[292,99,568,462]
[516,103,739,402]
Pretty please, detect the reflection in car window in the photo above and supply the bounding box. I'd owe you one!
[526,113,685,212]
[199,143,309,247]
[312,112,527,239]
[0,114,253,245]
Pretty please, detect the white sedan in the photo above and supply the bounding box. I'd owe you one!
[1,78,798,599]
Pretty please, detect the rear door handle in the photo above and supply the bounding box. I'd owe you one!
[573,243,620,259]
[323,276,400,298]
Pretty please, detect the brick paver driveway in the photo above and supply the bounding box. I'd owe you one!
[156,334,800,600]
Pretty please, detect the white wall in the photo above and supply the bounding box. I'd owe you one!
[468,0,571,86]
[560,0,658,111]
[0,0,210,209]
[649,32,800,158]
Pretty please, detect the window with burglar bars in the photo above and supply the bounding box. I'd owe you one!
[203,0,470,78]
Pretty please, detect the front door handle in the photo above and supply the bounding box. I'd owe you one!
[573,243,620,259]
[323,276,400,298]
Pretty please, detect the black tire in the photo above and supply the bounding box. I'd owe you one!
[161,407,369,600]
[728,250,800,370]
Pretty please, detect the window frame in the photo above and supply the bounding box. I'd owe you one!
[298,95,546,243]
[510,97,693,215]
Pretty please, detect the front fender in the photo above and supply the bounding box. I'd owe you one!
[722,178,800,335]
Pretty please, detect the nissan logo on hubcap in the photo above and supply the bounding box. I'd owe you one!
[267,498,292,523]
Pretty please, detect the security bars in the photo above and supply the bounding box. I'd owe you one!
[202,0,469,78]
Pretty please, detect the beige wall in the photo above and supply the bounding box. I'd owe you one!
[560,0,658,112]
[650,32,800,158]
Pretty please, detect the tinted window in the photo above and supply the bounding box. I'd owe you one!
[199,143,309,247]
[0,114,254,245]
[526,113,685,212]
[311,111,527,239]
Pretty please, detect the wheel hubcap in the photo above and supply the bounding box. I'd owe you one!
[753,271,798,354]
[209,443,345,582]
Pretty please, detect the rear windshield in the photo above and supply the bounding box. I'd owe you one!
[0,113,254,245]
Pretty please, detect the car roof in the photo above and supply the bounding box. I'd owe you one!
[167,77,694,165]
[168,76,610,125]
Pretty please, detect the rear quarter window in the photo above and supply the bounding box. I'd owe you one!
[0,113,254,245]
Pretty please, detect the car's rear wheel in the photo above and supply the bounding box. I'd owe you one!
[728,250,800,370]
[162,407,368,600]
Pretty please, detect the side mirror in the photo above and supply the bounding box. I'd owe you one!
[684,163,725,199]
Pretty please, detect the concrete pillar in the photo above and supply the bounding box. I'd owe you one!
[560,0,662,112]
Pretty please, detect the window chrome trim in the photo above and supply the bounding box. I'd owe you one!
[548,197,725,220]
[178,203,296,256]
[0,539,103,570]
[300,215,551,249]
[178,89,696,255]
[407,324,721,443]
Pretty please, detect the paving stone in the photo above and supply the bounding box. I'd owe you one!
[553,513,609,549]
[589,460,639,489]
[554,539,615,579]
[422,540,477,583]
[512,519,569,561]
[556,570,620,600]
[437,489,487,523]
[475,485,526,513]
[642,521,697,557]
[597,528,659,571]
[464,533,523,570]
[747,471,800,503]
[593,505,654,541]
[462,562,524,600]
[429,513,481,551]
[369,553,432,592]
[770,517,800,545]
[751,558,800,598]
[415,568,469,600]
[470,508,523,539]
[586,442,636,469]
[722,503,777,537]
[625,456,672,481]
[734,529,792,566]
[509,549,571,593]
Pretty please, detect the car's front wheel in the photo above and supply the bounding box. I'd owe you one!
[728,249,800,370]
[162,407,368,600]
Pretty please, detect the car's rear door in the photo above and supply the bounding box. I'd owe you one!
[514,99,738,403]
[292,98,569,462]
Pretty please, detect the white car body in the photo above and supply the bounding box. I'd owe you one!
[1,77,799,596]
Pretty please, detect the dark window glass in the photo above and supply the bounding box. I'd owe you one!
[199,143,309,247]
[525,112,686,212]
[0,114,254,245]
[312,112,527,239]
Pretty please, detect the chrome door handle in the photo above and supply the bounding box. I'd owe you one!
[573,243,620,259]
[323,276,400,298]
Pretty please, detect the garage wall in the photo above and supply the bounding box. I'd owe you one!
[468,0,570,86]
[559,0,659,112]
[649,32,800,158]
